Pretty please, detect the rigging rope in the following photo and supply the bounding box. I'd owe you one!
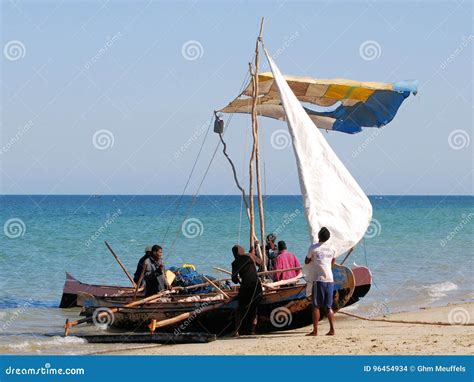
[161,116,213,244]
[339,310,473,326]
[166,66,253,259]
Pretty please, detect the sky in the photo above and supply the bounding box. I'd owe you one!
[1,0,472,196]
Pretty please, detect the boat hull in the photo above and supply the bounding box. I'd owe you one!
[61,263,370,309]
[59,273,140,308]
[79,264,355,335]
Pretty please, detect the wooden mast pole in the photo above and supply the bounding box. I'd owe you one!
[249,17,267,270]
[254,19,266,271]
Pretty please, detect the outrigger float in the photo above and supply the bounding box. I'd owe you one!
[62,18,415,340]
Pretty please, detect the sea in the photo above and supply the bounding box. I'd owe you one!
[0,195,472,354]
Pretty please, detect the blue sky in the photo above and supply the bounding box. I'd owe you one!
[1,0,472,195]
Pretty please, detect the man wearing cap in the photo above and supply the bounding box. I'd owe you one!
[133,246,152,284]
[231,244,263,335]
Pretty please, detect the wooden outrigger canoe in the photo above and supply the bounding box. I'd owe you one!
[60,264,371,309]
[71,264,356,335]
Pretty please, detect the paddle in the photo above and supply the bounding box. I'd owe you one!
[148,301,230,333]
[104,241,136,288]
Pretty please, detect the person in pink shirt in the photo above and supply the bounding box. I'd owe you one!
[273,241,302,281]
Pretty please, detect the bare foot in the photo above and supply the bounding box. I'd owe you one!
[326,331,335,336]
[306,331,317,336]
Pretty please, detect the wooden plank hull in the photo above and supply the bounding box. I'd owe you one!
[78,265,356,335]
[61,263,370,308]
[59,272,139,308]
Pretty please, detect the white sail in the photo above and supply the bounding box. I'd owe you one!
[265,49,372,257]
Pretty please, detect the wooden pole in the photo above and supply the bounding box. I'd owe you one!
[248,61,257,250]
[254,17,267,271]
[213,266,232,275]
[249,17,267,270]
[104,241,136,288]
[203,276,230,299]
[148,302,227,331]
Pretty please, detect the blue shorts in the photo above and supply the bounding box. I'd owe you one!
[312,281,334,309]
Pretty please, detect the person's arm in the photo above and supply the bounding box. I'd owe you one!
[331,257,336,267]
[249,252,263,267]
[231,262,240,284]
[304,247,313,264]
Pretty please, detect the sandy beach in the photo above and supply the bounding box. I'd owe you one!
[93,302,473,356]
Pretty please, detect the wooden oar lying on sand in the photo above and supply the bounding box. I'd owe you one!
[148,301,230,334]
[64,290,169,336]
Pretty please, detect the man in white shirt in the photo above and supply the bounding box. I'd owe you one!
[305,227,336,336]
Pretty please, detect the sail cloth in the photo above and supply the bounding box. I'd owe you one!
[265,50,373,257]
[219,73,417,134]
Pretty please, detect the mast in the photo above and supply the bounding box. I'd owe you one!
[249,17,267,270]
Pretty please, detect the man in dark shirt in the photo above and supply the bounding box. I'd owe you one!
[231,244,263,335]
[133,246,151,284]
[143,245,170,296]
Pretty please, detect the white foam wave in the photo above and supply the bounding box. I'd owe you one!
[36,336,86,346]
[8,336,86,351]
[422,281,458,298]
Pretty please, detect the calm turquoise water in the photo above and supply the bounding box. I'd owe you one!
[0,195,472,354]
